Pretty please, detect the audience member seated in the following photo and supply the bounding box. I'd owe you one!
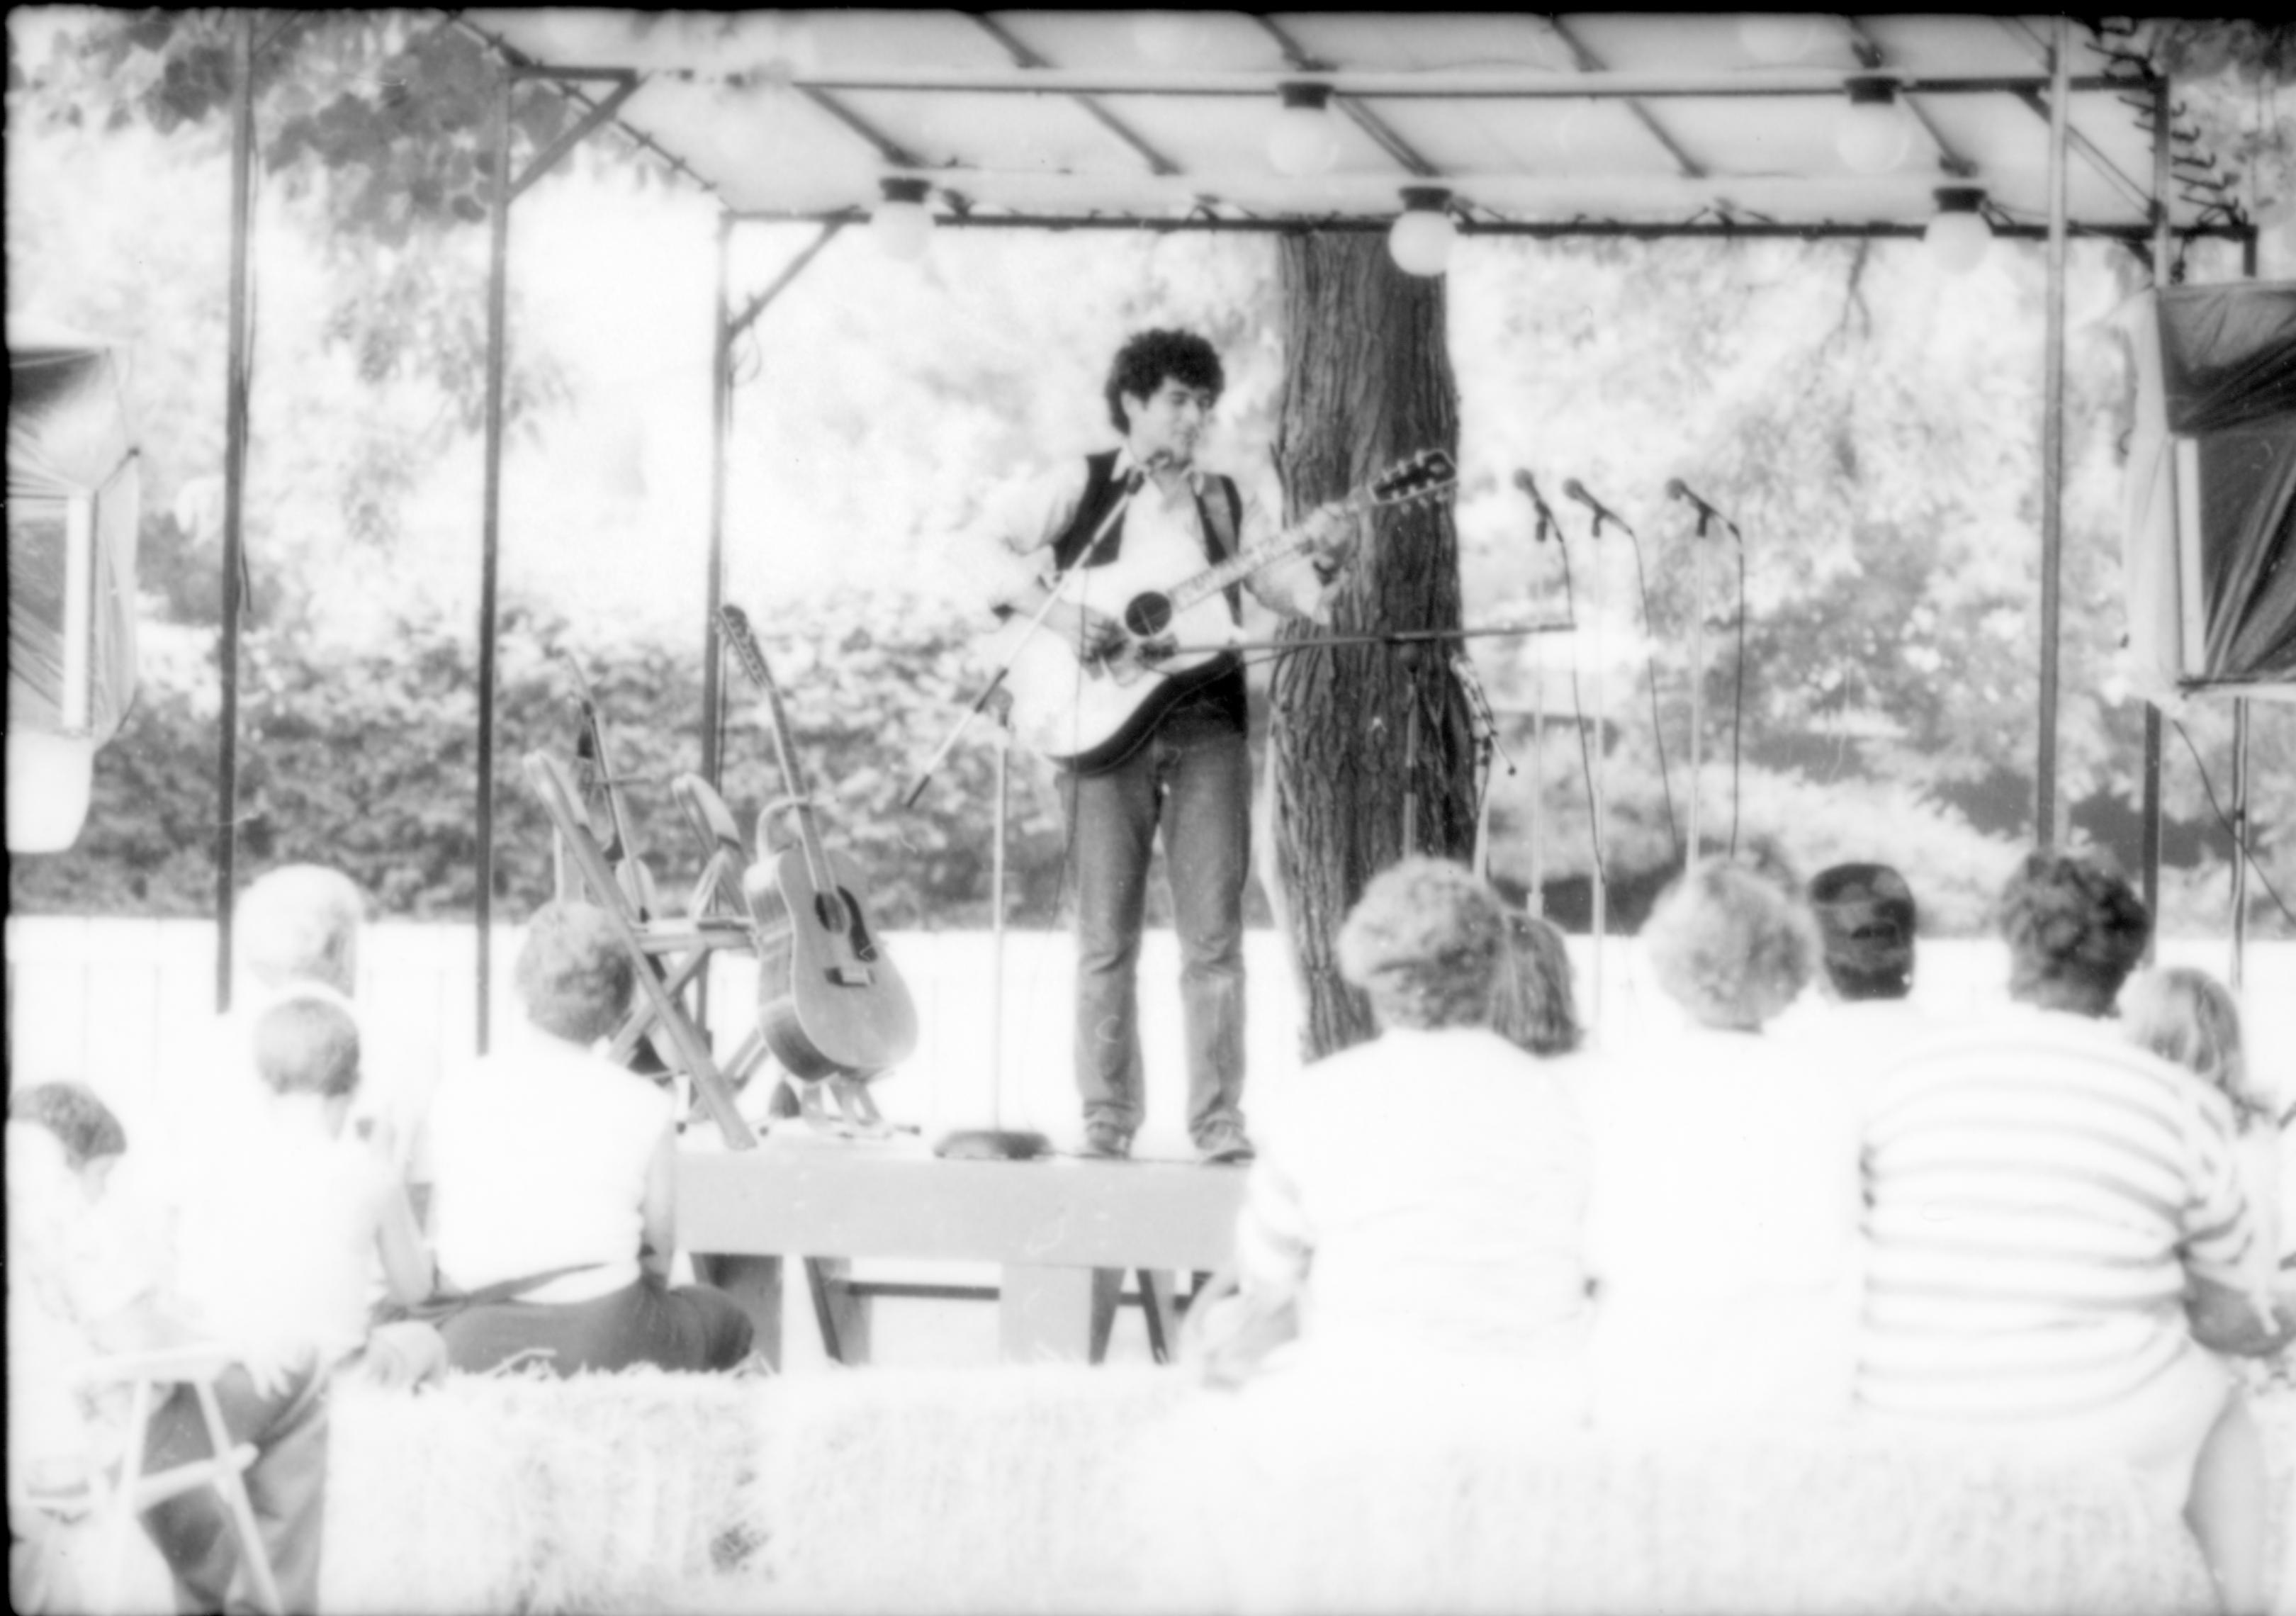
[171,997,438,1380]
[423,902,755,1376]
[1775,861,1936,1070]
[2123,964,2282,1266]
[7,1082,331,1615]
[1186,858,1591,1424]
[1859,848,2290,1614]
[1575,858,1862,1435]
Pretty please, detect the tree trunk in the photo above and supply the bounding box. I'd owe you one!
[1267,232,1471,1062]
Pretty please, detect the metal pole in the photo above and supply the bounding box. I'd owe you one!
[704,211,733,788]
[1589,529,1609,1043]
[2035,16,2071,850]
[2140,73,2171,948]
[1528,658,1546,917]
[2230,700,2249,989]
[215,11,256,1013]
[474,69,514,1053]
[991,729,1009,1123]
[1686,520,1706,872]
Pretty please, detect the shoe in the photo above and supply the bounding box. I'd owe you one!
[1195,1127,1255,1166]
[1081,1121,1134,1160]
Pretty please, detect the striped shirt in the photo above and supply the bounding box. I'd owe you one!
[1858,1002,2261,1423]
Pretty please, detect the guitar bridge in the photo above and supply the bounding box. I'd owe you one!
[828,965,876,988]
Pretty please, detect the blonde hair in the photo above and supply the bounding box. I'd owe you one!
[1643,859,1819,1032]
[2121,966,2263,1126]
[240,865,365,996]
[1336,858,1507,1031]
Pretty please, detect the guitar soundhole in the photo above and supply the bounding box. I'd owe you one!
[1125,593,1174,639]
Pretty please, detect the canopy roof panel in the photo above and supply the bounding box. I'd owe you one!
[457,11,2234,239]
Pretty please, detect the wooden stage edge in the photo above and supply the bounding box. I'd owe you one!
[677,1137,1247,1367]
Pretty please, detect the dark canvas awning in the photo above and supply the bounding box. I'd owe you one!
[7,316,142,742]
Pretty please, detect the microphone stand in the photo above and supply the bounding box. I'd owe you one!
[904,480,1139,812]
[933,703,1051,1162]
[1687,503,1709,876]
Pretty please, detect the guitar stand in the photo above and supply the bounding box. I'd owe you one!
[524,751,761,1148]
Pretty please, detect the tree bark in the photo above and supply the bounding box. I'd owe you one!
[1267,233,1470,1061]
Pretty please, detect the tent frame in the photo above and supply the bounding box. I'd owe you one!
[203,17,2268,1038]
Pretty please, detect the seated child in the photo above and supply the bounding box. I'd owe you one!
[2120,965,2292,1616]
[169,992,437,1379]
[7,1082,330,1614]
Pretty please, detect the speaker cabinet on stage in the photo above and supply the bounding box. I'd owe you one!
[2118,283,2296,704]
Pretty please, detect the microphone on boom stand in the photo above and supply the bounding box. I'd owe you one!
[1563,478,1627,537]
[1665,478,1740,538]
[1513,468,1560,542]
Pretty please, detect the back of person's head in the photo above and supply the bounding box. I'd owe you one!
[9,1080,128,1168]
[252,994,363,1101]
[1337,858,1508,1031]
[1492,910,1582,1056]
[1808,862,1918,1001]
[2121,965,2260,1121]
[1643,858,1820,1032]
[1995,848,2149,1016]
[240,865,365,997]
[514,901,634,1046]
[1105,327,1224,432]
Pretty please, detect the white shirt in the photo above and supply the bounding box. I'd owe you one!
[1237,1026,1592,1369]
[1575,1025,1864,1431]
[171,1118,396,1367]
[427,1027,673,1304]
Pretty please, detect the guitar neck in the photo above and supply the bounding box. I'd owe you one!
[721,610,840,895]
[1163,493,1366,618]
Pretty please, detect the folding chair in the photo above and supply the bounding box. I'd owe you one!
[525,750,762,1148]
[9,1345,283,1616]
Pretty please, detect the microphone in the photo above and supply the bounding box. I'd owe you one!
[1512,468,1558,541]
[1666,478,1733,531]
[1562,478,1626,534]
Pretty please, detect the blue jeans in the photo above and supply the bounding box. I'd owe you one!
[1062,705,1250,1142]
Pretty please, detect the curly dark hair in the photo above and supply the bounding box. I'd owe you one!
[1104,328,1224,432]
[1995,848,2151,1014]
[10,1081,128,1167]
[514,902,636,1046]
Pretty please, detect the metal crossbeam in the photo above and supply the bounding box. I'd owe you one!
[1840,17,1979,179]
[1547,17,1705,179]
[971,14,1183,176]
[1250,16,1439,179]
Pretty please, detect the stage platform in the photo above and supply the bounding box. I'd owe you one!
[677,1135,1247,1367]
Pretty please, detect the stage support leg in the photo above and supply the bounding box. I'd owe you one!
[2142,705,2162,961]
[803,1257,874,1366]
[1001,1266,1122,1364]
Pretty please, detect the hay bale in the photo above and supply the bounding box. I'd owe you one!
[323,1369,767,1615]
[1139,1402,2215,1615]
[750,1366,1188,1612]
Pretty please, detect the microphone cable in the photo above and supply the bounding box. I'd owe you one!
[1547,522,1610,907]
[1616,517,1683,866]
[1728,522,1747,858]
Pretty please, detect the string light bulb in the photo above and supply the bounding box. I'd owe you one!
[1836,76,1911,174]
[872,176,935,262]
[1923,186,1993,275]
[1266,82,1341,179]
[1388,186,1456,277]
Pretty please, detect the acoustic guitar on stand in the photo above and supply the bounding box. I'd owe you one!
[991,448,1458,773]
[718,605,918,1087]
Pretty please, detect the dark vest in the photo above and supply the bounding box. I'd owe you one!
[1049,449,1249,734]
